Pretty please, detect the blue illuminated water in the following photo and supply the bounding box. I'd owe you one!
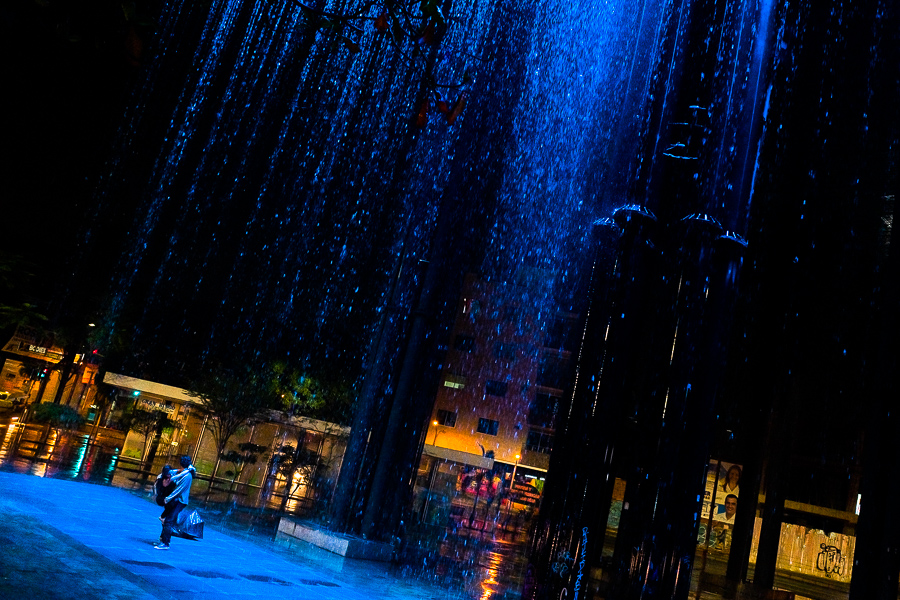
[91,0,775,373]
[80,0,793,596]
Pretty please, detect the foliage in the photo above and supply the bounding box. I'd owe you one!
[272,441,322,510]
[222,442,268,479]
[186,363,286,461]
[271,362,324,415]
[91,381,116,412]
[31,403,85,430]
[121,406,177,436]
[271,362,355,426]
[0,251,100,404]
[121,405,179,464]
[273,443,319,479]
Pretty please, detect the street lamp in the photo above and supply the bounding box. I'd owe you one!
[510,453,521,496]
[430,420,440,446]
[503,453,522,532]
[422,420,441,522]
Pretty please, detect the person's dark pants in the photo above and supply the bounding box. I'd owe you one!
[160,500,178,521]
[161,501,186,544]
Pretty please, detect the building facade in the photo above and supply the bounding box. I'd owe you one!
[415,272,579,527]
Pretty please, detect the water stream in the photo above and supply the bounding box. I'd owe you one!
[64,0,895,598]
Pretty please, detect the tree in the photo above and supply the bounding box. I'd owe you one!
[0,249,99,407]
[271,440,322,513]
[31,403,85,430]
[49,318,104,406]
[186,363,286,489]
[221,441,268,496]
[122,406,179,471]
[271,362,355,426]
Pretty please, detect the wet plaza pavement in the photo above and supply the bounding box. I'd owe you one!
[0,450,838,600]
[0,416,532,600]
[0,471,476,600]
[0,423,839,600]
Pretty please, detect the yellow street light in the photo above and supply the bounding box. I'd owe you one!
[431,420,440,445]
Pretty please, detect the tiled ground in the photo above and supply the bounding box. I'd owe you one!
[0,472,465,600]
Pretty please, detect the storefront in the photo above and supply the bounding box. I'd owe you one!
[414,444,546,533]
[0,326,66,405]
[102,372,350,513]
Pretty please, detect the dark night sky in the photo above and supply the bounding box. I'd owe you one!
[3,1,145,314]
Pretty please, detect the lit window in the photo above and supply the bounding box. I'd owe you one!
[444,374,466,389]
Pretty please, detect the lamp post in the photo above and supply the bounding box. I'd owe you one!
[510,454,521,505]
[422,421,441,522]
[502,454,521,533]
[511,453,521,486]
[430,420,440,446]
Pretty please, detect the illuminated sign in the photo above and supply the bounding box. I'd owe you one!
[15,342,64,360]
[137,397,176,415]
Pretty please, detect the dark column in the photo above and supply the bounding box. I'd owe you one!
[751,381,796,590]
[361,257,436,540]
[527,211,656,600]
[850,373,900,599]
[851,195,900,598]
[610,218,745,600]
[848,0,900,596]
[327,237,408,533]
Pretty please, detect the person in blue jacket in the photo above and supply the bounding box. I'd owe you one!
[154,455,196,550]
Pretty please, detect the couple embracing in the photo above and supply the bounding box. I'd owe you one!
[153,455,196,550]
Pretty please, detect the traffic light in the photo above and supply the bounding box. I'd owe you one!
[38,367,49,379]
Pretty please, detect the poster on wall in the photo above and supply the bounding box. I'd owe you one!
[699,459,742,548]
[701,459,741,518]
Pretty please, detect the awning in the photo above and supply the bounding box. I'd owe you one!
[423,444,493,469]
[103,372,198,404]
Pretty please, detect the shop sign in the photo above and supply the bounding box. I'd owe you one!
[137,397,176,415]
[15,342,64,361]
[512,480,541,505]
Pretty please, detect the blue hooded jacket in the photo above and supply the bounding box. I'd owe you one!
[165,466,195,505]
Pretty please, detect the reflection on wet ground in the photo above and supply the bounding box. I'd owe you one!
[473,539,528,600]
[0,419,529,600]
[0,421,120,482]
[403,502,532,600]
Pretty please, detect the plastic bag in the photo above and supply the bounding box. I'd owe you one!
[174,508,204,539]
